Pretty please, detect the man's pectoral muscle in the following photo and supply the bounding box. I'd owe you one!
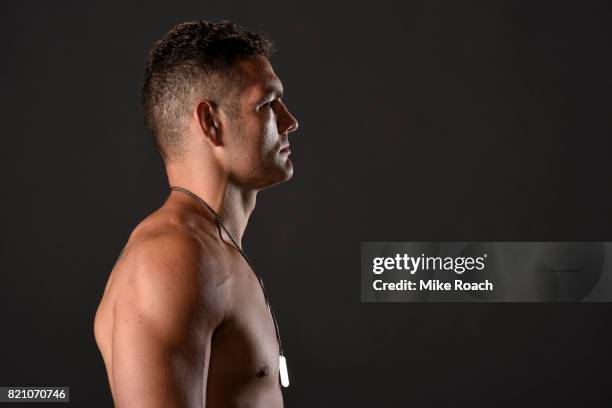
[110,233,226,408]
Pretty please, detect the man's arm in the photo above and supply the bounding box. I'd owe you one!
[111,232,225,407]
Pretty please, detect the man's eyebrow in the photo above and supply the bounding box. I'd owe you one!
[262,83,284,99]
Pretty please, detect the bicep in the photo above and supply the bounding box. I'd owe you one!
[110,235,223,408]
[111,302,210,408]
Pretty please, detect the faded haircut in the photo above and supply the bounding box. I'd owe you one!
[142,20,274,161]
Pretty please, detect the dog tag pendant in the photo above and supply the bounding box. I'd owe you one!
[279,355,289,387]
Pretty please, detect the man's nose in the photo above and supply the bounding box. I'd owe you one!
[278,101,299,135]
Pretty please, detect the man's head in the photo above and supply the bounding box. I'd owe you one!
[142,20,299,189]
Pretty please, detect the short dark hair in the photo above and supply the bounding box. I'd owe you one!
[142,20,274,161]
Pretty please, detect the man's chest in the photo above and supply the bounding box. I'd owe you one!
[208,266,281,381]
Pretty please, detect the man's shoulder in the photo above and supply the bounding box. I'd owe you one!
[112,220,230,332]
[127,217,228,284]
[119,209,227,291]
[125,205,223,269]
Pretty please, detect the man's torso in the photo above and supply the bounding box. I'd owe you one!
[94,208,284,407]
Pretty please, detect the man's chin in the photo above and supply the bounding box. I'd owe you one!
[258,164,293,191]
[281,158,294,180]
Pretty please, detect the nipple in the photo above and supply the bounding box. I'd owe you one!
[256,367,270,378]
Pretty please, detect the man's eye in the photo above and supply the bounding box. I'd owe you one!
[263,100,274,108]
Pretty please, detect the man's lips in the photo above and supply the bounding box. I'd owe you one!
[280,145,291,153]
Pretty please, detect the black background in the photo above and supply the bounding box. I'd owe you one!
[2,1,612,406]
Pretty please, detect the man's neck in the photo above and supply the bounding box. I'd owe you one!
[166,161,256,247]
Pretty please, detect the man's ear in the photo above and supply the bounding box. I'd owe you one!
[196,100,222,146]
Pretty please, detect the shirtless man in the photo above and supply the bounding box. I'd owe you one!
[93,20,299,407]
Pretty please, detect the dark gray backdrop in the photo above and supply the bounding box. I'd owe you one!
[2,0,612,406]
